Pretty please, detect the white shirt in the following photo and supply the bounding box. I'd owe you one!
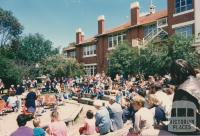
[155,90,172,119]
[134,107,154,133]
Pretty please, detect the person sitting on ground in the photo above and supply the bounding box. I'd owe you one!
[94,100,111,135]
[128,95,155,136]
[33,117,46,136]
[107,96,123,131]
[146,94,166,125]
[7,93,18,112]
[8,85,16,96]
[79,110,96,135]
[46,110,68,136]
[11,114,33,136]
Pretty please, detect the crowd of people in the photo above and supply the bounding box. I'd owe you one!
[0,59,200,136]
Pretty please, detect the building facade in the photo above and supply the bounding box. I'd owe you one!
[63,0,198,76]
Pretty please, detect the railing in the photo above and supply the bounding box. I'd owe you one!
[142,28,167,46]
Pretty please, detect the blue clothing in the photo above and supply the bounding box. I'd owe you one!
[107,103,123,131]
[155,106,166,124]
[95,107,111,135]
[33,127,46,136]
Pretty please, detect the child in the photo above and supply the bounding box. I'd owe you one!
[146,94,166,125]
[79,110,96,135]
[33,117,46,136]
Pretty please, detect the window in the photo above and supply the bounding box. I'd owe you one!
[83,45,96,57]
[108,33,126,49]
[187,108,194,117]
[175,25,192,38]
[84,65,97,76]
[177,108,186,117]
[68,51,76,58]
[157,18,167,28]
[144,24,157,37]
[175,0,192,13]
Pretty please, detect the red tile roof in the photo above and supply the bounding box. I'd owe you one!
[76,37,96,45]
[75,10,167,45]
[139,10,167,25]
[63,43,76,51]
[101,10,168,35]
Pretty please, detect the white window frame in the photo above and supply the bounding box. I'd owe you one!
[175,24,193,38]
[83,44,96,57]
[69,51,76,58]
[84,64,97,76]
[157,18,168,28]
[174,0,193,14]
[108,33,126,50]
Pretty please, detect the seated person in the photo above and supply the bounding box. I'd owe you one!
[146,94,166,125]
[128,95,155,136]
[7,93,18,111]
[94,100,111,135]
[11,114,33,136]
[46,111,68,136]
[107,96,123,131]
[33,117,46,136]
[79,110,96,135]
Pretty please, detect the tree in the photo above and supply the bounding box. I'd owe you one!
[0,8,23,46]
[167,35,199,67]
[38,55,85,78]
[138,35,199,76]
[17,33,59,64]
[107,35,199,78]
[108,42,138,78]
[0,55,27,87]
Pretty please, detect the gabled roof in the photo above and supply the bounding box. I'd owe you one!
[63,42,76,51]
[139,10,167,25]
[99,10,168,36]
[70,10,167,46]
[79,37,96,45]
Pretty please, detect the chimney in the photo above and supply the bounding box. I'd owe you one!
[76,28,82,44]
[130,2,139,26]
[81,32,85,42]
[98,15,105,34]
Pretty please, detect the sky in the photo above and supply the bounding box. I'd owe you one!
[0,0,167,49]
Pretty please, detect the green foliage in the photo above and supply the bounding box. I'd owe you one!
[0,8,23,46]
[108,35,199,77]
[0,56,27,88]
[108,42,139,78]
[38,55,85,78]
[17,33,59,64]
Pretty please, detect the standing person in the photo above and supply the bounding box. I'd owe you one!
[107,97,123,131]
[94,100,111,135]
[46,111,68,136]
[33,117,46,136]
[10,114,33,136]
[25,88,37,114]
[170,59,200,132]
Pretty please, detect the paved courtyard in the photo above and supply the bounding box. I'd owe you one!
[0,102,82,136]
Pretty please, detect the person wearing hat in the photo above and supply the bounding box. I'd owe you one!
[107,96,123,131]
[94,100,111,135]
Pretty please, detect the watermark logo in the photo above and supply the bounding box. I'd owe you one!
[168,100,196,132]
